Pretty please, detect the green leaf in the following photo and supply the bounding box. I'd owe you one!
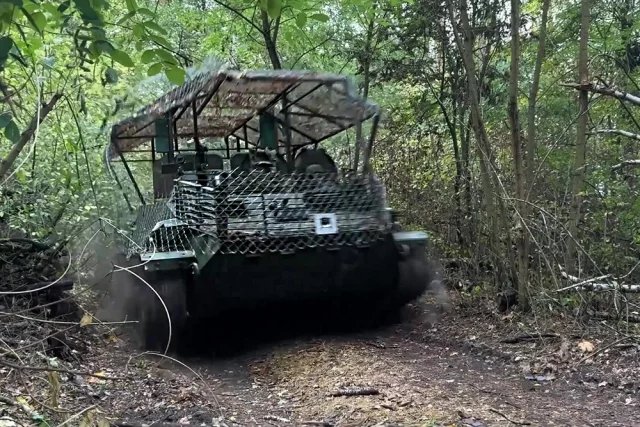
[125,0,137,13]
[149,34,171,49]
[154,48,177,65]
[295,12,307,28]
[105,67,118,84]
[73,0,101,24]
[109,49,134,67]
[0,36,13,66]
[266,0,282,18]
[164,66,186,85]
[116,10,136,25]
[141,49,156,64]
[143,20,167,35]
[132,22,145,38]
[147,62,163,76]
[22,10,47,34]
[57,0,70,13]
[4,120,20,143]
[16,168,26,183]
[137,7,155,17]
[5,0,24,6]
[95,39,114,54]
[0,112,12,128]
[309,13,329,22]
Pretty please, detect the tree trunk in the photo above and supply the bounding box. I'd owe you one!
[354,14,376,172]
[508,0,529,311]
[565,0,591,275]
[0,93,62,183]
[525,0,551,197]
[261,11,281,69]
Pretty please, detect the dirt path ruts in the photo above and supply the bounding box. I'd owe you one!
[105,305,639,427]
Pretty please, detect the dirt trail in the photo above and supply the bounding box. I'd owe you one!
[95,301,640,427]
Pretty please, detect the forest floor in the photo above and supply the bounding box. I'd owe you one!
[2,292,640,427]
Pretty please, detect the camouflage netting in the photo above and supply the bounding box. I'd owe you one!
[107,66,379,159]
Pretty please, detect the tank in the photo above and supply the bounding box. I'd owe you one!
[105,66,438,352]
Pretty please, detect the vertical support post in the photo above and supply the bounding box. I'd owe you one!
[243,126,249,149]
[111,167,134,212]
[362,114,380,176]
[235,136,241,153]
[117,148,145,205]
[224,136,230,158]
[192,101,204,165]
[173,114,179,152]
[282,97,293,170]
[353,109,364,172]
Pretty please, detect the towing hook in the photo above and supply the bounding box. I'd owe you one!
[190,262,200,276]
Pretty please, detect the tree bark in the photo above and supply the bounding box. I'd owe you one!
[508,0,529,311]
[565,0,591,275]
[0,93,62,182]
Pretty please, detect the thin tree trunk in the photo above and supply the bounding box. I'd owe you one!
[354,14,376,172]
[261,11,281,69]
[565,0,591,275]
[525,0,551,197]
[508,0,529,311]
[450,0,516,287]
[0,93,62,182]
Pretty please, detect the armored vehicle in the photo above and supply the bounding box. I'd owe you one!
[106,67,435,352]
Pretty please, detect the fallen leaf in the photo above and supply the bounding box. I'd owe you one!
[80,312,93,327]
[88,371,106,384]
[578,340,595,352]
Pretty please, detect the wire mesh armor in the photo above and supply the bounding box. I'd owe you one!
[120,170,388,257]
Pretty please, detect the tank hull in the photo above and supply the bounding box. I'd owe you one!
[186,233,401,318]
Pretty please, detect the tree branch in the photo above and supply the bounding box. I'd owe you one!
[611,159,640,171]
[212,0,265,35]
[0,93,62,182]
[561,82,640,106]
[591,128,640,141]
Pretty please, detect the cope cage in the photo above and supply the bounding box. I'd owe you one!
[106,67,432,351]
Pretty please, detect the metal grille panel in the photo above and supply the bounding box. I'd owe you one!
[126,203,218,258]
[169,170,387,255]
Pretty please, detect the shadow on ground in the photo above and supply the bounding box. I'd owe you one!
[174,299,428,359]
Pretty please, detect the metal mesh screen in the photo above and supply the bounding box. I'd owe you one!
[168,170,387,255]
[125,203,218,258]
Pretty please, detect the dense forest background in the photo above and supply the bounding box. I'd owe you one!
[2,0,640,317]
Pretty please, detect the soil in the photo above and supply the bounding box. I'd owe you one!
[2,293,640,427]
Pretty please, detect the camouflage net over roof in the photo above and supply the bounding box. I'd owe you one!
[108,68,379,159]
